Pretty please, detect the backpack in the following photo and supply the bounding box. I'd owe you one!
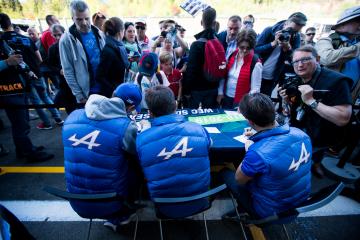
[198,37,227,82]
[136,72,163,92]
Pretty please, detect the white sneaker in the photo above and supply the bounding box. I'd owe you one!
[104,213,137,232]
[104,221,117,232]
[118,213,137,225]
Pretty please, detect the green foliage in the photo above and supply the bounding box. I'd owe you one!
[0,0,23,12]
[2,0,359,19]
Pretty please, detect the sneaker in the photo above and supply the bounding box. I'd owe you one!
[104,213,137,232]
[34,146,45,152]
[325,148,340,158]
[118,212,137,225]
[36,122,53,130]
[222,209,249,222]
[29,112,39,121]
[55,119,64,126]
[104,221,118,232]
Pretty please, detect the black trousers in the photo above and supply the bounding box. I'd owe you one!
[0,94,34,155]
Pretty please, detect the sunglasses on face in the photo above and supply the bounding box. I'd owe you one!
[243,21,253,25]
[306,33,315,36]
[136,25,146,30]
[292,56,314,66]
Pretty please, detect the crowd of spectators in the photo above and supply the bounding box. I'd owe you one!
[0,0,359,231]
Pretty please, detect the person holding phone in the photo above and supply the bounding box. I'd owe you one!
[123,22,142,74]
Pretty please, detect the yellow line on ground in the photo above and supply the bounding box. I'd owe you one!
[0,166,64,175]
[249,224,266,240]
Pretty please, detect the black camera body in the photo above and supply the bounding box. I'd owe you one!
[279,27,295,42]
[282,73,303,97]
[11,49,31,74]
[160,31,168,38]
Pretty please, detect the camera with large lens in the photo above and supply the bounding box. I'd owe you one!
[13,49,30,72]
[160,31,168,38]
[279,27,295,42]
[12,49,37,82]
[282,73,303,97]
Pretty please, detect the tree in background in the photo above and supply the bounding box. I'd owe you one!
[0,0,22,12]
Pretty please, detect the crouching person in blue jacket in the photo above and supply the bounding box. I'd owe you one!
[222,93,312,219]
[136,86,211,218]
[62,83,142,232]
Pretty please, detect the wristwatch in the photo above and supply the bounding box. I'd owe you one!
[308,100,319,109]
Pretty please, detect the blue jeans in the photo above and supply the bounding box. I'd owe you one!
[28,77,61,126]
[0,94,34,154]
[220,169,259,218]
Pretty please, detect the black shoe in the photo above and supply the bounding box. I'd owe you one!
[17,146,46,158]
[26,151,54,162]
[0,144,9,157]
[222,209,249,222]
[34,146,45,152]
[311,164,325,178]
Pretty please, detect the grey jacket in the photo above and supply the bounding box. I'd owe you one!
[315,33,360,72]
[59,25,105,102]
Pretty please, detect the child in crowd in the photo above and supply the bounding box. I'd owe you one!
[135,52,169,110]
[159,52,182,104]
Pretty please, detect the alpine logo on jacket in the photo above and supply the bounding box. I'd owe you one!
[288,142,310,171]
[68,130,101,150]
[157,137,193,160]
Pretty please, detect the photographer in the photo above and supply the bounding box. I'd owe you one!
[1,13,63,129]
[0,38,54,162]
[255,12,307,96]
[151,22,188,67]
[279,46,352,177]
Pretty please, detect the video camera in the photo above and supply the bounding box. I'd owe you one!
[279,27,296,42]
[282,73,303,97]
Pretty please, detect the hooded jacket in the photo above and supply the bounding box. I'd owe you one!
[59,25,105,102]
[62,94,137,217]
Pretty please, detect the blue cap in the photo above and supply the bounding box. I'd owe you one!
[113,83,142,112]
[139,52,158,77]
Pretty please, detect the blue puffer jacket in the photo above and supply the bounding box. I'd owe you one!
[242,124,312,218]
[62,94,137,218]
[136,113,211,217]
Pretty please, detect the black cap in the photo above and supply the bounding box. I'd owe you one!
[288,12,307,26]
